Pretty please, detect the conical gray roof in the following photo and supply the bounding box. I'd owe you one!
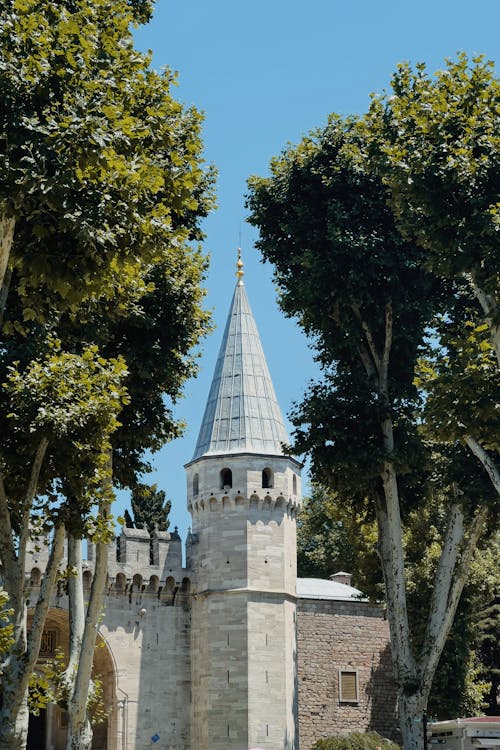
[192,280,289,460]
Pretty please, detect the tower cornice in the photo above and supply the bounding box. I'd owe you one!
[184,450,303,470]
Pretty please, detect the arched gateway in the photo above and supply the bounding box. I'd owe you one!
[27,608,117,750]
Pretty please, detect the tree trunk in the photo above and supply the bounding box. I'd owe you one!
[398,690,427,750]
[464,435,500,497]
[67,536,85,677]
[66,459,112,750]
[66,535,94,750]
[0,211,15,311]
[0,697,30,750]
[66,718,94,750]
[66,526,108,750]
[468,271,500,369]
[0,523,65,750]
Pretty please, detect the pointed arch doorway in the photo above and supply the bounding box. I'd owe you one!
[28,607,118,750]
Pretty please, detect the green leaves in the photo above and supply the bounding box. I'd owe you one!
[367,54,499,323]
[247,116,437,508]
[0,589,14,665]
[4,341,128,440]
[416,313,500,452]
[0,0,214,318]
[1,340,128,515]
[247,54,499,511]
[0,0,214,509]
[129,482,171,531]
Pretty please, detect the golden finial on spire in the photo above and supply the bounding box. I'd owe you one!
[236,247,244,285]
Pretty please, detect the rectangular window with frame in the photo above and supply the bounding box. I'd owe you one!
[339,669,359,703]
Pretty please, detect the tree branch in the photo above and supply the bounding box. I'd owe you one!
[67,535,85,676]
[0,266,11,325]
[420,503,464,667]
[380,301,393,392]
[0,473,16,586]
[18,437,49,578]
[356,340,378,382]
[352,303,382,375]
[467,270,500,369]
[25,522,66,684]
[464,435,500,497]
[0,212,15,310]
[419,504,488,695]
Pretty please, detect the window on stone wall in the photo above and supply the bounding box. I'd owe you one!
[339,670,358,703]
[262,468,273,489]
[220,468,232,489]
[193,474,199,496]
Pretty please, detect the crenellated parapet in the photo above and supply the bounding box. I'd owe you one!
[189,490,300,519]
[24,525,190,603]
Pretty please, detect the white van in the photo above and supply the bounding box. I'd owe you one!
[429,717,500,750]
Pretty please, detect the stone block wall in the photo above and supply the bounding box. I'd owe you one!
[297,599,399,750]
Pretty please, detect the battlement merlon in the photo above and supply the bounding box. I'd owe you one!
[24,525,187,587]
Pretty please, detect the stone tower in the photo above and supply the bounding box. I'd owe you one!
[185,253,302,749]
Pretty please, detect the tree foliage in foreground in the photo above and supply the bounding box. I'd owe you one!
[0,0,213,320]
[365,55,500,492]
[247,55,499,750]
[0,1,215,747]
[366,54,499,366]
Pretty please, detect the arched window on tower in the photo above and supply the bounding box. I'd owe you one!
[262,468,273,489]
[193,474,199,496]
[220,468,232,490]
[293,474,297,495]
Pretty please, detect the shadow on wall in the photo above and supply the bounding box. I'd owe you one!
[366,642,400,743]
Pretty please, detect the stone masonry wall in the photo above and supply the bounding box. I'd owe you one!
[297,599,399,750]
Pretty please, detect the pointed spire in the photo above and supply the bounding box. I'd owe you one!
[192,261,289,460]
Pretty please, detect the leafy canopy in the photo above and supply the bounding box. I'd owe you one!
[0,0,214,316]
[366,54,499,298]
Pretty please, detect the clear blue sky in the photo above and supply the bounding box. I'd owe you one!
[114,0,500,539]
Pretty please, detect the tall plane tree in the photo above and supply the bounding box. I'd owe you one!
[247,109,498,750]
[0,0,214,747]
[365,55,500,495]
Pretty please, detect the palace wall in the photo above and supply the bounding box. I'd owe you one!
[297,598,399,750]
[23,527,399,750]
